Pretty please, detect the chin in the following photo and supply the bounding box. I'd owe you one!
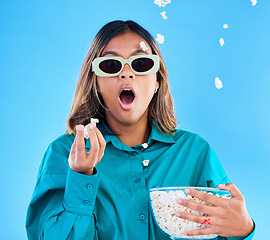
[107,108,148,126]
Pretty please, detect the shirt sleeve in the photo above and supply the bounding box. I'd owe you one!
[197,140,255,240]
[26,137,100,240]
[197,141,230,188]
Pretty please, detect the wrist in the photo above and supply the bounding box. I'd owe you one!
[80,168,94,175]
[243,217,255,236]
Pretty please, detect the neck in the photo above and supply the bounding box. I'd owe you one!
[105,115,151,148]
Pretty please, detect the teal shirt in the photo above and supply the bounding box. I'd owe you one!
[26,120,255,239]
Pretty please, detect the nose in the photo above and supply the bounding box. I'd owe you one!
[119,63,135,80]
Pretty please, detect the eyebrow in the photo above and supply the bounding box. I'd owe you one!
[102,49,149,57]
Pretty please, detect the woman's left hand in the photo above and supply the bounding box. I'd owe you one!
[176,183,254,237]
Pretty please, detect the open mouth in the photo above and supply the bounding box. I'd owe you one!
[118,87,136,110]
[120,89,135,104]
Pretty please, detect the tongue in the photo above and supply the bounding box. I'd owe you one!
[120,92,135,104]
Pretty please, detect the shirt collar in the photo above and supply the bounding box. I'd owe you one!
[85,119,175,149]
[148,120,176,144]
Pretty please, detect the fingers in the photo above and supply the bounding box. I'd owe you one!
[85,122,106,160]
[75,125,86,161]
[86,123,100,162]
[183,226,216,237]
[175,211,209,224]
[175,211,217,237]
[184,188,223,206]
[94,126,106,160]
[70,137,77,155]
[218,183,243,199]
[177,198,216,216]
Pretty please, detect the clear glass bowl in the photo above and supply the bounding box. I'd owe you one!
[149,187,231,240]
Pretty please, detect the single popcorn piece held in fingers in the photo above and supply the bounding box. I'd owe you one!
[219,38,225,46]
[250,0,257,6]
[91,118,99,125]
[83,118,99,139]
[140,41,148,51]
[215,77,223,89]
[83,125,90,139]
[156,34,165,44]
[160,11,168,19]
[223,24,228,29]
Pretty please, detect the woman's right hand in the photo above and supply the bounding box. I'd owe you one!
[68,123,106,175]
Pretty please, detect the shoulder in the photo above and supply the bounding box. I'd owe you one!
[48,133,75,155]
[172,128,210,147]
[39,133,75,176]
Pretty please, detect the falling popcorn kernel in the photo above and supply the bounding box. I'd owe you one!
[219,38,225,46]
[154,0,171,7]
[143,160,150,167]
[250,0,257,6]
[160,11,168,19]
[215,77,223,89]
[223,24,228,29]
[156,34,165,44]
[140,41,148,51]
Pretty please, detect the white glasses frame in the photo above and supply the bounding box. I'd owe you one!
[92,54,160,77]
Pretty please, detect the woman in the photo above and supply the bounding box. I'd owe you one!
[26,20,255,239]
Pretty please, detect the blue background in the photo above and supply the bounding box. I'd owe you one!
[0,0,269,239]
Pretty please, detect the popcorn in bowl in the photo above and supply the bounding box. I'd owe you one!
[149,187,231,239]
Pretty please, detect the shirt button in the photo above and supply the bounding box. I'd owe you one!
[135,178,141,183]
[83,200,90,206]
[131,151,138,156]
[139,214,146,220]
[86,184,93,189]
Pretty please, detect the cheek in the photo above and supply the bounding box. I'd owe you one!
[97,78,111,95]
[96,77,105,92]
[97,78,117,103]
[141,76,158,95]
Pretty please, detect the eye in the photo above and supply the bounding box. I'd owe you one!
[132,58,154,72]
[99,59,122,73]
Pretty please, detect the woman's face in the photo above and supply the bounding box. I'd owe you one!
[97,30,159,127]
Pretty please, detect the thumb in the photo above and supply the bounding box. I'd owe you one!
[218,182,243,199]
[70,138,77,155]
